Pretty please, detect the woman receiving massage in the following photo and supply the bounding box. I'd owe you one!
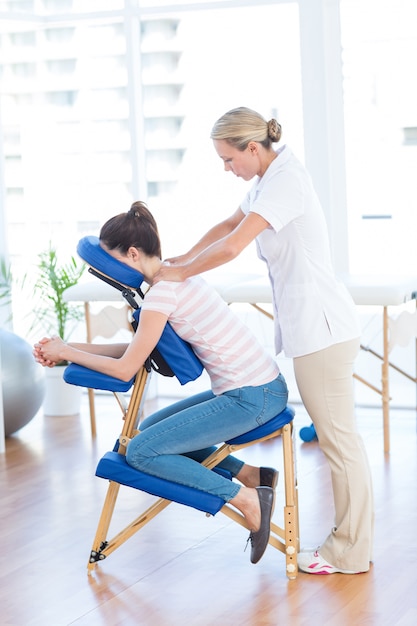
[33,200,289,565]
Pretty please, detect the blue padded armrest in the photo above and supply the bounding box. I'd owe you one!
[96,451,225,516]
[77,236,145,290]
[63,313,203,389]
[64,363,135,392]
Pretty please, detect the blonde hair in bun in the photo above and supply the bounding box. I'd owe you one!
[211,107,282,150]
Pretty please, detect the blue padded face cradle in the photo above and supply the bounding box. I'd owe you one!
[77,235,145,290]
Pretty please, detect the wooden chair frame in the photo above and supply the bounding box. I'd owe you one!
[86,363,299,580]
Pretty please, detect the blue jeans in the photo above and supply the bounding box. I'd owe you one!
[126,373,288,502]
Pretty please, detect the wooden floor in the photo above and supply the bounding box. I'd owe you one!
[1,391,417,626]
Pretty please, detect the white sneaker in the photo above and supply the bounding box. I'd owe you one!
[297,550,364,575]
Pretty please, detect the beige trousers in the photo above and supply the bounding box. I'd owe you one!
[293,338,374,571]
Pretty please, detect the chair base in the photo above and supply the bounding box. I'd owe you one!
[87,407,299,580]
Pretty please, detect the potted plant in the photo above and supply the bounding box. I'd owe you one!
[32,244,86,416]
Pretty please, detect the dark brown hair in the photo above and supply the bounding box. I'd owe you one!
[99,201,162,259]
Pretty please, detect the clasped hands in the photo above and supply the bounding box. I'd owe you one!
[33,336,66,367]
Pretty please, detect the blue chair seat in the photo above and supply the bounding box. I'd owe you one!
[227,406,294,445]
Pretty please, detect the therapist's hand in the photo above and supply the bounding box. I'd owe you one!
[153,262,187,283]
[163,254,189,265]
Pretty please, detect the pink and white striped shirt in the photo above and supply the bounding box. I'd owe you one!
[141,276,280,395]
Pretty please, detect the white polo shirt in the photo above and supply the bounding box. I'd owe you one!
[240,145,361,358]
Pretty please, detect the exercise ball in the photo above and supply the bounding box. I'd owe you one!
[0,329,45,436]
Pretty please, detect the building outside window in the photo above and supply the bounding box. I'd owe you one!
[0,0,416,338]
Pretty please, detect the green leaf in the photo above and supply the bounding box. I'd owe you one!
[31,243,86,340]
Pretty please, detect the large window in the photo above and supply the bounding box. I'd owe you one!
[0,2,303,339]
[1,0,417,337]
[341,0,417,275]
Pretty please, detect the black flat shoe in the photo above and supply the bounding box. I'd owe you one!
[248,486,275,564]
[260,466,279,489]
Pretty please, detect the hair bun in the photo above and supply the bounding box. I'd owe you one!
[267,119,282,142]
[128,206,140,218]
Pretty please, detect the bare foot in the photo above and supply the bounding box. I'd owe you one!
[229,486,261,531]
[235,464,261,489]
